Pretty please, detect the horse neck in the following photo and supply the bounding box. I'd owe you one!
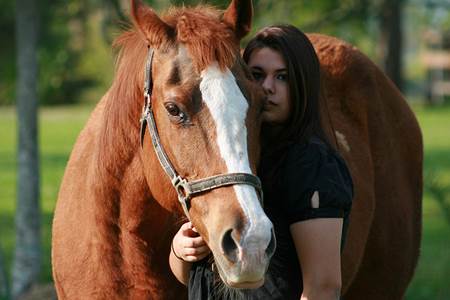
[91,37,178,240]
[89,35,147,231]
[94,35,147,196]
[87,133,177,290]
[91,91,177,251]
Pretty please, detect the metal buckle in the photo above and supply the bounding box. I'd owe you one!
[172,176,192,203]
[140,104,149,124]
[144,92,151,108]
[139,104,150,148]
[172,176,192,220]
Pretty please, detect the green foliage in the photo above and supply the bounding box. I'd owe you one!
[0,0,16,106]
[2,0,447,106]
[3,0,439,106]
[37,0,100,105]
[1,0,118,106]
[151,0,381,58]
[249,0,374,50]
[0,0,94,105]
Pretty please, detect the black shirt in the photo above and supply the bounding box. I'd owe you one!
[188,137,353,300]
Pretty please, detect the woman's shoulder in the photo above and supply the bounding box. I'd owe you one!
[284,136,333,168]
[279,135,353,224]
[282,135,353,192]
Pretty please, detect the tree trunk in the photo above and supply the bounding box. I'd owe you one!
[13,0,41,299]
[379,0,404,91]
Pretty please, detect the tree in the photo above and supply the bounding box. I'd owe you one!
[13,0,41,298]
[379,0,405,91]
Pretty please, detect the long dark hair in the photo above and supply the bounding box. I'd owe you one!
[243,24,331,153]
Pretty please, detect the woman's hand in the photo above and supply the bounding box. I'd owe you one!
[172,222,211,262]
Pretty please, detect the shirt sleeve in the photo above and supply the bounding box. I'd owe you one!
[279,141,353,225]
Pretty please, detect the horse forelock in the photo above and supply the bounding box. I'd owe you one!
[120,5,238,72]
[166,6,238,72]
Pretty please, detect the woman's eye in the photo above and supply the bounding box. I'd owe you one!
[251,72,263,81]
[277,73,287,81]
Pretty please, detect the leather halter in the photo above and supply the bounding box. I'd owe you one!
[140,48,263,220]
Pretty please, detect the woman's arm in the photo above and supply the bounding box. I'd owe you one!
[290,218,343,300]
[169,222,211,286]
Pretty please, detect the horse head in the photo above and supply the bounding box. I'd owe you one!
[130,0,275,289]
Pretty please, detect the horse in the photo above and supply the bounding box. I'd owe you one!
[52,0,274,298]
[52,0,423,299]
[308,34,423,298]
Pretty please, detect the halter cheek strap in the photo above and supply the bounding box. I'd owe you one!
[140,47,263,220]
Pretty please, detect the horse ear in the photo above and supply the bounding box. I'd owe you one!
[223,0,253,40]
[130,0,173,48]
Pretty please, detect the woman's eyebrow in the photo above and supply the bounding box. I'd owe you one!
[250,66,264,71]
[250,65,287,73]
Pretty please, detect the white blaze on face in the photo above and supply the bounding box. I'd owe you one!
[200,62,272,251]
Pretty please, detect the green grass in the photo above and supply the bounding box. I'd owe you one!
[0,103,449,299]
[0,105,93,284]
[404,104,450,300]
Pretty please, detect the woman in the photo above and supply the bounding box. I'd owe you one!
[169,24,353,300]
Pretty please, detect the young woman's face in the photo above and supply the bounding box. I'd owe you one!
[247,47,291,125]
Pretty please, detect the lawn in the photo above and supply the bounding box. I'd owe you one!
[0,105,93,284]
[0,103,449,299]
[405,104,450,299]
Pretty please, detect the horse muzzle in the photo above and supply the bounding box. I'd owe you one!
[212,219,276,289]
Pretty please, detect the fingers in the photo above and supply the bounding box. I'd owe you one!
[183,236,207,248]
[173,222,211,262]
[180,222,199,238]
[179,222,193,234]
[183,245,210,256]
[182,246,211,262]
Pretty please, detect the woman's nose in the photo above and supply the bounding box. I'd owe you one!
[262,76,274,94]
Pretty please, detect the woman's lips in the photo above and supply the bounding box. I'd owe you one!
[263,99,277,111]
[265,97,277,105]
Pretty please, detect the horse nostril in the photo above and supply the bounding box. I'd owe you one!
[221,229,239,263]
[265,229,276,259]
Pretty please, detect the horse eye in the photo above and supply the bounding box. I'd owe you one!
[165,103,180,117]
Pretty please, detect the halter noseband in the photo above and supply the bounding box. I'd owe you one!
[140,48,263,220]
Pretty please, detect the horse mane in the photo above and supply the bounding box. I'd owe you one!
[92,4,239,210]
